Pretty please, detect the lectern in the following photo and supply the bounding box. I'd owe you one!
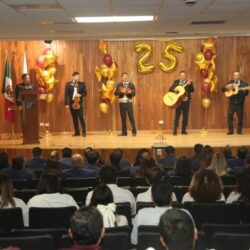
[21,90,39,144]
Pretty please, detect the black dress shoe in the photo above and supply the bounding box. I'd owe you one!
[82,133,86,137]
[226,132,233,135]
[182,131,188,135]
[118,133,127,136]
[237,132,243,135]
[72,133,80,136]
[173,131,177,136]
[132,133,137,137]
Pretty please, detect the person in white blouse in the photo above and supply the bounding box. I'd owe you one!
[85,165,136,215]
[131,182,192,245]
[28,172,78,209]
[227,168,250,203]
[0,173,29,227]
[182,169,225,203]
[90,184,128,227]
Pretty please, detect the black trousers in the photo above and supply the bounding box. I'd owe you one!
[173,101,190,132]
[70,106,86,134]
[228,103,244,133]
[119,102,136,134]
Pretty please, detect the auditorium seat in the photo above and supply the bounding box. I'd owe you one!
[220,175,236,185]
[213,233,250,250]
[28,179,39,189]
[223,185,235,199]
[63,177,99,188]
[243,204,250,223]
[116,202,132,227]
[133,186,148,197]
[133,177,149,188]
[64,187,89,204]
[0,208,24,231]
[136,202,155,213]
[117,177,132,188]
[190,203,242,229]
[15,189,36,203]
[0,235,54,250]
[173,186,189,203]
[29,206,76,229]
[13,179,28,190]
[169,176,192,186]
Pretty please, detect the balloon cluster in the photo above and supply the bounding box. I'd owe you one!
[35,48,58,103]
[195,38,218,109]
[95,40,118,113]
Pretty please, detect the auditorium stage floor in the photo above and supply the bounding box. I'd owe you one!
[0,130,249,150]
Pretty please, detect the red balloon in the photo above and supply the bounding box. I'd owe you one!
[103,54,113,67]
[36,56,44,68]
[43,48,52,55]
[202,83,211,93]
[201,69,208,78]
[101,77,108,83]
[204,50,213,60]
[38,86,46,94]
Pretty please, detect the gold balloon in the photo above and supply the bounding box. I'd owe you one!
[45,76,56,91]
[108,62,117,79]
[202,38,216,54]
[44,51,57,67]
[159,41,183,72]
[95,66,102,82]
[99,102,108,113]
[46,93,54,103]
[41,70,50,81]
[106,79,115,89]
[35,68,46,87]
[136,43,155,73]
[195,52,205,64]
[201,97,211,109]
[100,64,109,78]
[99,40,107,55]
[48,65,56,75]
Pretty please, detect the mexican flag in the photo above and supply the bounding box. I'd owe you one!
[1,56,15,123]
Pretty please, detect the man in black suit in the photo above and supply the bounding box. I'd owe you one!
[15,73,35,110]
[65,72,87,137]
[114,72,137,136]
[169,71,194,136]
[222,71,249,135]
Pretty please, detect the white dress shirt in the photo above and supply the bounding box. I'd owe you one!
[182,192,225,203]
[226,191,241,204]
[136,187,177,203]
[27,192,79,209]
[86,184,136,215]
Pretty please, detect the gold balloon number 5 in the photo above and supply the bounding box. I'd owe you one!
[136,41,183,73]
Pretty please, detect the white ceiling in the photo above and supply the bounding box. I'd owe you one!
[0,0,250,40]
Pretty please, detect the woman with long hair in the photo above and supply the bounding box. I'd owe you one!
[208,153,229,177]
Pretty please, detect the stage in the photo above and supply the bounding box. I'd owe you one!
[0,130,249,162]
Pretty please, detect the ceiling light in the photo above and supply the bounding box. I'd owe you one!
[75,16,154,23]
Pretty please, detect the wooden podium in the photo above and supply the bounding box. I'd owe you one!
[21,90,39,144]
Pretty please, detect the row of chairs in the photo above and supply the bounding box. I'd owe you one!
[12,175,237,190]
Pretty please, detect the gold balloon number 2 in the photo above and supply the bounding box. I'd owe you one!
[136,41,183,73]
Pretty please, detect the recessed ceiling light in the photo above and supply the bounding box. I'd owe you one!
[75,16,154,23]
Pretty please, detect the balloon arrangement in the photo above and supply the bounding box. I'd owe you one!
[195,38,218,109]
[95,40,118,114]
[35,48,58,103]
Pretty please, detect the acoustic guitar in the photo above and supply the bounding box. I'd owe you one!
[163,82,189,108]
[224,85,250,97]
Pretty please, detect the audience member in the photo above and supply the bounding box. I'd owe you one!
[133,148,150,167]
[109,151,130,177]
[131,149,151,177]
[169,156,192,177]
[3,155,34,182]
[43,159,62,176]
[208,153,229,176]
[159,146,176,170]
[85,150,101,176]
[25,147,47,169]
[0,151,9,170]
[0,173,28,226]
[198,145,214,170]
[182,169,225,203]
[90,184,128,227]
[226,168,250,204]
[159,208,197,250]
[50,150,60,161]
[113,148,130,168]
[59,147,73,169]
[86,165,136,215]
[189,143,203,171]
[59,206,105,250]
[83,147,94,163]
[62,154,96,178]
[223,145,235,162]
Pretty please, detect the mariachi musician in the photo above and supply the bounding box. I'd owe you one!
[65,71,87,137]
[222,71,249,135]
[169,70,194,136]
[114,72,137,136]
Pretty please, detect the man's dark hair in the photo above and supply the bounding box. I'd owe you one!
[37,172,62,194]
[176,156,192,177]
[90,184,114,206]
[12,155,24,170]
[70,206,103,246]
[166,146,175,155]
[87,150,99,165]
[84,147,94,159]
[72,71,80,77]
[62,147,72,158]
[159,209,195,250]
[180,70,186,75]
[32,147,42,157]
[193,144,203,154]
[151,181,173,206]
[100,165,117,184]
[110,151,122,166]
[22,73,28,80]
[0,151,8,169]
[237,146,248,159]
[114,148,123,157]
[121,72,128,77]
[223,145,233,159]
[144,167,163,186]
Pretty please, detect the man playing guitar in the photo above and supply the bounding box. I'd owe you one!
[169,71,194,136]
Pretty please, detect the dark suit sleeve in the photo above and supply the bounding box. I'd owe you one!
[186,82,194,93]
[64,83,70,106]
[80,82,87,97]
[129,83,136,97]
[243,81,249,96]
[169,80,177,92]
[221,80,232,92]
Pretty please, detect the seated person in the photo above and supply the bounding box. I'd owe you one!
[90,184,128,227]
[59,147,73,169]
[0,150,10,170]
[208,153,229,177]
[59,206,105,250]
[25,147,47,169]
[168,156,192,177]
[189,144,203,172]
[110,151,130,177]
[85,150,101,176]
[159,146,177,170]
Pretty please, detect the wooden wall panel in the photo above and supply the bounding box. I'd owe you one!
[1,37,250,134]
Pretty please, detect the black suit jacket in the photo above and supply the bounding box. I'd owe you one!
[169,79,194,101]
[221,80,249,105]
[64,82,87,107]
[114,82,136,99]
[15,83,36,106]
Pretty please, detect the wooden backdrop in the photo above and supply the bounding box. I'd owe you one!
[1,37,250,135]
